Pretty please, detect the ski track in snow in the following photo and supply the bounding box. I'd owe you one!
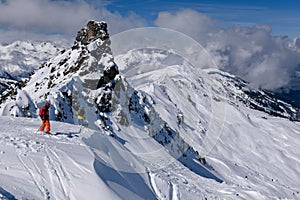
[2,134,50,199]
[16,154,47,198]
[0,119,85,199]
[1,112,300,200]
[149,172,165,199]
[12,134,72,199]
[170,182,179,200]
[45,146,71,200]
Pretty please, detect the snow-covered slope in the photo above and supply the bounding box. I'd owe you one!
[1,98,300,199]
[0,21,300,199]
[1,108,299,199]
[114,48,300,199]
[0,116,119,199]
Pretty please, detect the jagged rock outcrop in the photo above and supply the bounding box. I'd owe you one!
[74,20,109,46]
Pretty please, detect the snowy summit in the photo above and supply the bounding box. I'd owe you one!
[0,20,300,199]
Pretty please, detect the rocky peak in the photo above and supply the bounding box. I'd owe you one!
[0,20,119,122]
[74,20,109,46]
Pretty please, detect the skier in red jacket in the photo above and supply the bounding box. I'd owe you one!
[39,102,51,133]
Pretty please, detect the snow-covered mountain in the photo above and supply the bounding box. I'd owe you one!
[289,36,300,52]
[116,48,300,121]
[0,21,300,199]
[0,40,64,93]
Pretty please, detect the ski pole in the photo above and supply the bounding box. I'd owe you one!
[34,127,41,134]
[34,120,44,134]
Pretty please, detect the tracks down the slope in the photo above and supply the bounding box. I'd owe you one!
[44,145,72,200]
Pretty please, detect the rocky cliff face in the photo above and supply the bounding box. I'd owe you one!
[75,20,109,45]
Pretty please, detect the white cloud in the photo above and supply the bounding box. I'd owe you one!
[0,0,97,33]
[155,9,215,41]
[155,9,300,90]
[0,29,72,45]
[101,10,146,35]
[209,26,300,90]
[0,0,146,42]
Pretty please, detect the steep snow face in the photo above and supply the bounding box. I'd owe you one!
[116,48,299,121]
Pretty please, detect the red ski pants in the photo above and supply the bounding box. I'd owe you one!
[40,120,50,133]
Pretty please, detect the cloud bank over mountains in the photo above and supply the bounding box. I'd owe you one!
[0,0,299,90]
[155,9,300,90]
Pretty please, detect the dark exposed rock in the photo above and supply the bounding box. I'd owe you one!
[96,64,119,89]
[74,20,109,46]
[87,20,109,41]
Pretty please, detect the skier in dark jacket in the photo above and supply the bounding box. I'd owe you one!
[39,102,51,133]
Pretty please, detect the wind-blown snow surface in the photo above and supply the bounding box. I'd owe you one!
[0,117,119,199]
[0,108,300,199]
[0,117,237,199]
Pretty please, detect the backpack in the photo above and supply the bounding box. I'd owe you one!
[39,106,50,120]
[39,107,44,118]
[78,108,85,116]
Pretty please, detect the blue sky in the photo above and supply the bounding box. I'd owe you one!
[103,0,300,38]
[0,0,299,41]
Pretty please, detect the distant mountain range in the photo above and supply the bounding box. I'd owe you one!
[0,40,65,93]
